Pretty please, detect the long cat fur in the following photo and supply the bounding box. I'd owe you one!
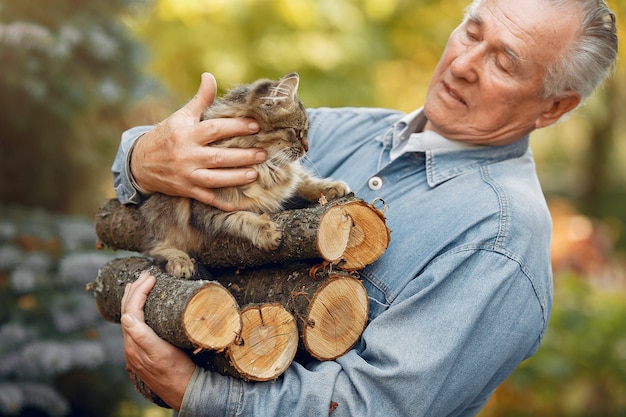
[139,73,349,278]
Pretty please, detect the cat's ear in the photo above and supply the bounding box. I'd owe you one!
[264,73,299,107]
[274,72,300,100]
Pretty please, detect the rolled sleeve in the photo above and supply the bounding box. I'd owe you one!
[111,125,153,204]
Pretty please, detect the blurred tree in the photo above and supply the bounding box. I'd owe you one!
[128,0,468,109]
[0,0,150,215]
[579,73,625,215]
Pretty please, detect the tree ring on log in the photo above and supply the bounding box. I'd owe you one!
[227,303,299,381]
[317,207,352,261]
[183,285,242,351]
[303,276,368,360]
[337,203,390,270]
[346,223,365,248]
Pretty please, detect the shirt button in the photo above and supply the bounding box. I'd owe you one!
[368,176,383,190]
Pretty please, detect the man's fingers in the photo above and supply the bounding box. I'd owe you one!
[193,117,260,146]
[193,146,266,169]
[121,313,147,346]
[121,272,156,322]
[121,313,160,355]
[185,72,218,120]
[193,167,258,186]
[121,272,162,359]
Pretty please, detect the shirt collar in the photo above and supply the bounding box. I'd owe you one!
[389,108,531,188]
[390,108,480,161]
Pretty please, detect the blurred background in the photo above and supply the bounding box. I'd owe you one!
[1,0,625,415]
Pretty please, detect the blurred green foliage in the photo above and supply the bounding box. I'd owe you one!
[129,0,469,109]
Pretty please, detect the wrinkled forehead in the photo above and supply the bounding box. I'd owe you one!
[465,0,580,33]
[466,0,577,25]
[465,0,580,64]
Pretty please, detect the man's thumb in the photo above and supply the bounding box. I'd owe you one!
[187,72,217,118]
[121,313,137,330]
[121,313,154,347]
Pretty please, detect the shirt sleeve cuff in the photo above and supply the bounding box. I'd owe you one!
[126,135,153,197]
[111,125,153,204]
[178,367,243,417]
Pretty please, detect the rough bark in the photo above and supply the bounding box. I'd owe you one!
[89,255,370,400]
[87,257,241,351]
[90,256,368,365]
[94,195,389,270]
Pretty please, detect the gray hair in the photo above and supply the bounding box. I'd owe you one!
[465,0,618,101]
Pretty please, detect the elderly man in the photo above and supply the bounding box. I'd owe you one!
[113,0,618,415]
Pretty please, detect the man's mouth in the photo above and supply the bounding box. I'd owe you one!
[444,82,467,105]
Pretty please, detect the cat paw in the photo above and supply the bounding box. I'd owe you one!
[323,181,350,200]
[253,216,283,251]
[165,256,196,279]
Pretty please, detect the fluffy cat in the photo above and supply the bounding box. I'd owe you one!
[139,73,349,279]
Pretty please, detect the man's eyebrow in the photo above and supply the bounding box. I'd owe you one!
[465,7,483,25]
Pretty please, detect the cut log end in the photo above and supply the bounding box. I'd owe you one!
[318,201,390,270]
[183,285,242,350]
[316,208,352,261]
[228,304,299,381]
[304,277,369,360]
[338,203,390,270]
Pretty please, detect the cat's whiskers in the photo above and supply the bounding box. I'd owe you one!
[261,96,288,103]
[267,150,294,167]
[299,154,323,177]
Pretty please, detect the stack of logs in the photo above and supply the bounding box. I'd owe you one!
[88,195,390,406]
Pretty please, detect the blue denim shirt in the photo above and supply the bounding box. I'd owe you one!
[112,107,553,417]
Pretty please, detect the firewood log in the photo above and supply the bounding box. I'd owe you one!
[87,257,241,351]
[210,262,369,361]
[88,257,368,372]
[94,194,389,270]
[216,303,299,381]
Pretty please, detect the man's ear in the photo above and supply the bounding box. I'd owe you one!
[535,91,582,129]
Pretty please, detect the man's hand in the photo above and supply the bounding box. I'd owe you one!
[130,72,266,211]
[121,272,196,411]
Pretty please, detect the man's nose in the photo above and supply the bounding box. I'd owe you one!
[450,44,483,83]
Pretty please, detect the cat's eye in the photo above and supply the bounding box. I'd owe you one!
[295,129,304,139]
